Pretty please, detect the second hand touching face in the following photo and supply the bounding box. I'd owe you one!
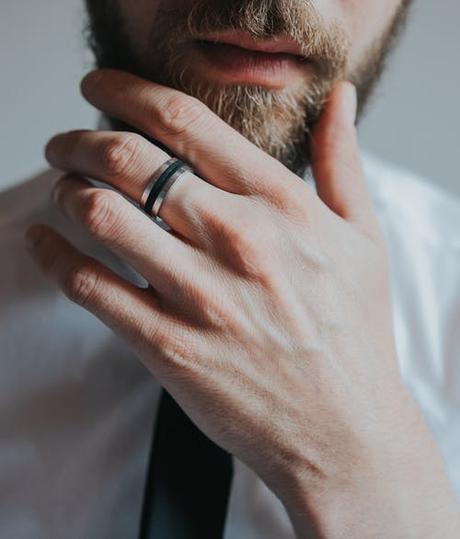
[26,0,460,537]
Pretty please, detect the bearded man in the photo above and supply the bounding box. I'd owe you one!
[1,0,460,537]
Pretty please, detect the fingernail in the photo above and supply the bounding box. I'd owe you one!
[344,82,358,125]
[51,174,74,205]
[25,225,45,250]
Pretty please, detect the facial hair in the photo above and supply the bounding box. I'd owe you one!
[84,0,412,176]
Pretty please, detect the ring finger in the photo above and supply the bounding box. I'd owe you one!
[45,129,237,249]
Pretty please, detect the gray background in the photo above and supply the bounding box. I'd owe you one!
[1,0,459,196]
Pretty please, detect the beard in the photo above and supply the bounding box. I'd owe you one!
[84,0,412,176]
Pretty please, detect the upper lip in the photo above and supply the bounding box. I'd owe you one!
[199,30,305,57]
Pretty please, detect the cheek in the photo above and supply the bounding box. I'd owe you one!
[341,0,403,71]
[116,0,161,52]
[116,0,194,52]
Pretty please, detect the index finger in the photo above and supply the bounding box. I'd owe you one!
[80,69,304,202]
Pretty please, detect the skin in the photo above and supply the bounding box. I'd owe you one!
[116,0,402,78]
[84,0,412,172]
[25,1,460,537]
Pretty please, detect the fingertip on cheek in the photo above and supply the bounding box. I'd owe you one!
[44,133,66,165]
[44,138,56,164]
[80,69,105,97]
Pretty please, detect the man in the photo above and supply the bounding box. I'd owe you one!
[1,0,460,537]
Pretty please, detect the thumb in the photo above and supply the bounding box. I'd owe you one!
[310,81,374,224]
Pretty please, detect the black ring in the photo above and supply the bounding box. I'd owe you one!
[143,159,185,216]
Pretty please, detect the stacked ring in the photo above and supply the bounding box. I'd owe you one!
[141,158,194,222]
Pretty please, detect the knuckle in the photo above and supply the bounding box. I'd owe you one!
[166,335,193,369]
[201,201,276,281]
[158,94,206,135]
[100,134,140,177]
[222,221,272,278]
[64,263,99,306]
[262,183,312,220]
[200,295,230,331]
[143,320,164,351]
[158,328,200,376]
[82,190,120,239]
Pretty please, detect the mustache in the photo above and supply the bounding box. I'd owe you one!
[149,0,349,78]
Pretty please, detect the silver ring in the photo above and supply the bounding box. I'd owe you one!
[152,165,193,219]
[140,157,178,209]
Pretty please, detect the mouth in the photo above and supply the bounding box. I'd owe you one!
[201,30,307,57]
[189,30,313,89]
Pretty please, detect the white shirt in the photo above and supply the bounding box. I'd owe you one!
[1,153,460,539]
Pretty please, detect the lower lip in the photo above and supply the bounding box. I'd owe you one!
[192,41,311,89]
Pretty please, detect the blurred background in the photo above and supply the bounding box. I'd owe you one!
[0,0,459,196]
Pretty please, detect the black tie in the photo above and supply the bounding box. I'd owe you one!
[139,389,234,539]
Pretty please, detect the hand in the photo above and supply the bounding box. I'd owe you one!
[27,69,460,538]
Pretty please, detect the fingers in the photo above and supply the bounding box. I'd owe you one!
[46,129,241,248]
[79,68,305,205]
[45,129,170,202]
[51,175,233,323]
[310,81,376,226]
[51,175,207,299]
[24,224,181,360]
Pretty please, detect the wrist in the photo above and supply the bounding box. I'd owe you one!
[271,395,460,539]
